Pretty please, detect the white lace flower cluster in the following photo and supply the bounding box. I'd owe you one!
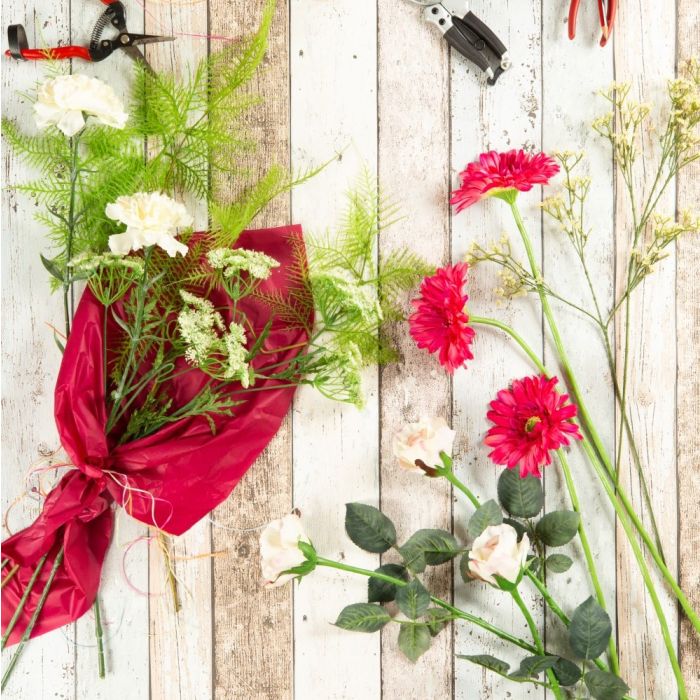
[312,271,383,325]
[207,248,280,280]
[34,74,128,137]
[106,192,193,258]
[177,291,250,386]
[313,341,364,408]
[68,251,145,275]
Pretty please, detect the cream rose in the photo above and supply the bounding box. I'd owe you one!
[392,416,456,473]
[260,513,310,588]
[106,192,193,257]
[467,524,529,586]
[34,74,128,137]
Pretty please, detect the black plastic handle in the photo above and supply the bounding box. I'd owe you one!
[444,24,490,74]
[462,11,507,58]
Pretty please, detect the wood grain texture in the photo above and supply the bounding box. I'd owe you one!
[71,1,151,696]
[209,2,293,699]
[290,1,381,698]
[451,3,545,698]
[2,0,82,696]
[677,0,700,695]
[540,0,617,671]
[377,2,452,697]
[613,2,679,697]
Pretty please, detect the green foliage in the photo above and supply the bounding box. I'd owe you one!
[344,503,397,553]
[535,510,580,547]
[398,529,460,573]
[395,579,430,620]
[545,553,573,574]
[584,670,630,700]
[425,608,452,637]
[569,597,612,660]
[307,172,432,367]
[467,499,503,539]
[509,655,559,680]
[497,469,544,518]
[397,623,431,663]
[334,603,391,633]
[552,657,582,686]
[367,564,408,603]
[458,654,511,675]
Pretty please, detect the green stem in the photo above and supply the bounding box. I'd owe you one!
[509,200,700,633]
[470,316,546,373]
[437,463,612,674]
[62,132,82,337]
[316,557,538,654]
[1,554,48,649]
[2,548,64,691]
[510,587,564,700]
[581,440,687,699]
[557,450,620,674]
[94,596,105,679]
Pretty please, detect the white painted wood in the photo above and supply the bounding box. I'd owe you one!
[143,3,213,699]
[376,1,452,697]
[66,2,151,697]
[290,2,381,699]
[2,1,79,697]
[613,1,679,697]
[450,2,544,698]
[540,0,618,668]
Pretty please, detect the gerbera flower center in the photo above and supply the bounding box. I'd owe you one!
[524,416,541,433]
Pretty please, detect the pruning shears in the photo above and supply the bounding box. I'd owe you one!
[406,0,511,85]
[568,0,617,47]
[5,0,173,71]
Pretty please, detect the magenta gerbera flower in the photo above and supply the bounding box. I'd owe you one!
[450,149,560,212]
[408,263,475,374]
[484,375,582,478]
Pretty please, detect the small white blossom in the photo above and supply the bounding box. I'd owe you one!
[207,248,280,280]
[106,192,193,257]
[68,251,144,275]
[178,291,225,366]
[222,322,249,386]
[312,272,383,325]
[34,74,128,136]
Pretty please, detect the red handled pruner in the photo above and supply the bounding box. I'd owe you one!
[568,0,617,47]
[5,0,173,71]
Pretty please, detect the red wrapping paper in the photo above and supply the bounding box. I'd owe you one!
[2,225,312,644]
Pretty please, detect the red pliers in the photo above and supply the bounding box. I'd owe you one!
[5,0,173,70]
[568,0,617,47]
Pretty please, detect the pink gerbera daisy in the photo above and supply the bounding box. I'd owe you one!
[484,375,582,478]
[450,149,560,212]
[409,263,475,374]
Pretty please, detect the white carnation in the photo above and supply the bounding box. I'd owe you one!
[106,192,193,257]
[34,74,128,137]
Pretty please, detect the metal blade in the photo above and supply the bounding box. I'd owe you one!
[127,34,176,46]
[120,45,156,74]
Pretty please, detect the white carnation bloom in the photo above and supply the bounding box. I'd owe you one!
[106,192,193,257]
[34,74,128,136]
[260,513,310,588]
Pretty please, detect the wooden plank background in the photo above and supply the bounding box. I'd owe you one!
[1,0,698,697]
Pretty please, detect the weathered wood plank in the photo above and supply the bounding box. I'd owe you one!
[63,2,151,697]
[1,0,78,696]
[540,0,617,673]
[377,2,451,697]
[142,3,213,699]
[614,2,679,697]
[289,2,381,698]
[209,2,293,698]
[676,0,700,695]
[450,2,544,698]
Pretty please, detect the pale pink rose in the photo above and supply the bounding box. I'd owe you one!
[260,513,309,588]
[392,416,455,473]
[467,524,529,585]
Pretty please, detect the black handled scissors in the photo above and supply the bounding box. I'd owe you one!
[407,0,511,85]
[6,0,173,73]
